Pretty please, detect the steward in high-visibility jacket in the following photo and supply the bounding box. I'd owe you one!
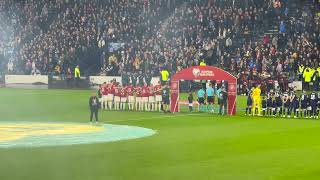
[303,67,313,83]
[303,67,314,90]
[74,65,81,78]
[199,60,206,66]
[298,64,305,80]
[74,65,81,87]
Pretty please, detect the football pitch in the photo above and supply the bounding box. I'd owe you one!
[1,88,320,180]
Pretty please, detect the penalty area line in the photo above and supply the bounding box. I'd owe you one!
[107,113,201,123]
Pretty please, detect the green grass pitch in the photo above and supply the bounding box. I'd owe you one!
[0,88,320,180]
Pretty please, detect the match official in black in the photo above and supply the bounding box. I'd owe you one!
[89,93,100,123]
[219,88,228,115]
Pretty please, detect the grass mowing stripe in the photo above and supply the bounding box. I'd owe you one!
[107,113,202,123]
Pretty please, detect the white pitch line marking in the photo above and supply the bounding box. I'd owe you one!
[107,113,202,123]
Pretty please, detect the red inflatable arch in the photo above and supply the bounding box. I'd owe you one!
[170,66,237,115]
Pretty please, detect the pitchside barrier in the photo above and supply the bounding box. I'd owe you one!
[48,76,90,89]
[170,66,237,115]
[4,75,161,89]
[291,81,302,91]
[5,75,48,89]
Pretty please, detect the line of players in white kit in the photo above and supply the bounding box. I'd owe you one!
[98,81,164,112]
[247,90,320,119]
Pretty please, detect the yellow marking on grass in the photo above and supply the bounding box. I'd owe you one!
[0,123,104,142]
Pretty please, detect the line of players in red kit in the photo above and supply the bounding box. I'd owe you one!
[98,81,163,112]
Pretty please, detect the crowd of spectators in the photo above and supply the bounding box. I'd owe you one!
[1,0,177,75]
[108,0,319,93]
[0,0,319,93]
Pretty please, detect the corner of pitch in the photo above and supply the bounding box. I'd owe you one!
[0,122,156,148]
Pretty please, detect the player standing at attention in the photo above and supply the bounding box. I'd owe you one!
[272,94,277,116]
[148,85,156,111]
[275,91,283,117]
[114,84,121,110]
[100,83,107,110]
[126,84,134,111]
[317,92,320,119]
[251,84,262,116]
[120,86,127,110]
[188,92,194,112]
[266,92,274,116]
[306,93,312,118]
[282,91,290,118]
[135,86,143,111]
[262,96,267,116]
[206,83,215,113]
[288,91,295,118]
[197,87,206,112]
[154,81,162,112]
[291,92,300,118]
[310,92,318,119]
[142,83,149,111]
[300,90,308,118]
[107,82,115,110]
[245,88,253,116]
[161,84,170,113]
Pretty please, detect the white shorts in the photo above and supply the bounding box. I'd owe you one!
[262,108,266,111]
[189,103,193,107]
[307,106,312,111]
[149,96,155,103]
[272,108,275,111]
[128,96,135,103]
[142,97,148,103]
[102,95,108,102]
[155,95,162,102]
[107,94,114,101]
[136,97,142,102]
[114,96,121,102]
[120,97,127,102]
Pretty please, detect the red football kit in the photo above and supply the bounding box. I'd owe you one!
[114,87,120,96]
[109,85,115,95]
[148,86,154,96]
[154,84,162,95]
[102,86,108,95]
[135,87,142,97]
[120,87,127,97]
[142,86,149,97]
[126,85,134,96]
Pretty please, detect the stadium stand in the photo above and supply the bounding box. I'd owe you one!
[0,0,319,93]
